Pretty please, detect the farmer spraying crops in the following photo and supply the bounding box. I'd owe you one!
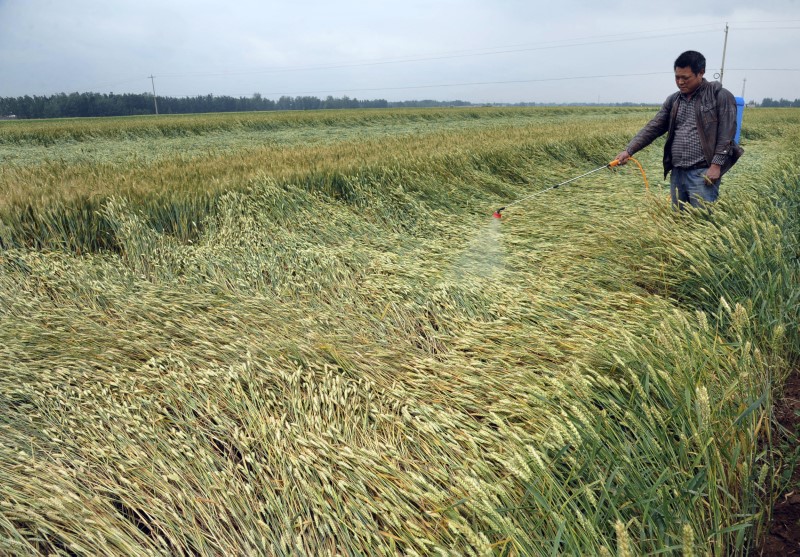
[615,50,743,210]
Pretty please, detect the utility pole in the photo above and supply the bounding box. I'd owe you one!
[741,78,747,98]
[718,23,729,85]
[149,74,159,115]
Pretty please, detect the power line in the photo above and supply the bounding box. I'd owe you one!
[150,21,799,81]
[156,28,722,80]
[734,26,800,30]
[246,67,798,101]
[14,20,797,98]
[727,68,800,71]
[254,71,672,98]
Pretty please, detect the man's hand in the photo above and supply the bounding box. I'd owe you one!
[615,150,631,165]
[704,163,722,184]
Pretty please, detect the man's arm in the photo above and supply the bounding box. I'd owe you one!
[707,88,738,181]
[615,93,675,164]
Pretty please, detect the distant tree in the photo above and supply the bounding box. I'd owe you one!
[275,96,292,111]
[760,97,800,107]
[1,91,443,118]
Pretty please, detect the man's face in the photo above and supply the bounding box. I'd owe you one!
[674,66,704,96]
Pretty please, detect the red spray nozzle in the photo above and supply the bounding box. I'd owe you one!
[492,208,504,218]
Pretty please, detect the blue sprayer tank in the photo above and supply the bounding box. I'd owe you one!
[734,96,745,144]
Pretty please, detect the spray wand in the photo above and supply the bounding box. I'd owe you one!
[492,158,647,218]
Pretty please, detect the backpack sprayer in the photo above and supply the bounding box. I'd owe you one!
[492,157,648,218]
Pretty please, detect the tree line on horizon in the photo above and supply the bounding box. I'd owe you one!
[0,92,476,119]
[1,91,797,120]
[759,97,800,108]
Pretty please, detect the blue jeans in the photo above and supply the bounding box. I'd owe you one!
[670,167,719,210]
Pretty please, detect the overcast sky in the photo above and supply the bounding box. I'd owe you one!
[1,0,799,104]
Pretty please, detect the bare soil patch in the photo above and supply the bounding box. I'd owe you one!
[755,368,800,556]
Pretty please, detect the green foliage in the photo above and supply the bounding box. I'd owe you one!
[0,106,797,555]
[0,91,392,119]
[760,98,800,108]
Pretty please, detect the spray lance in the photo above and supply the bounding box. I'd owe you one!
[492,158,648,218]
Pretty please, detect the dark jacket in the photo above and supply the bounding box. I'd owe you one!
[627,79,742,178]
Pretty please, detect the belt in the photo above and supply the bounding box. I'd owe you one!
[676,161,708,171]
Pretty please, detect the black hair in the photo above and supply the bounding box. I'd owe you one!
[674,51,706,75]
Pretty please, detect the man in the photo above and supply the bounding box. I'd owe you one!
[615,50,742,209]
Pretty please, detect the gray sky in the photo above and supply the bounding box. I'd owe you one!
[1,0,799,104]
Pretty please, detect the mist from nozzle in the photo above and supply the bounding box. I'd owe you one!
[448,216,505,280]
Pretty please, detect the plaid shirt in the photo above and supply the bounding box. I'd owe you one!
[627,79,736,176]
[671,94,706,168]
[672,91,731,168]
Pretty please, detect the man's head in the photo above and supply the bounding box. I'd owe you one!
[674,50,706,96]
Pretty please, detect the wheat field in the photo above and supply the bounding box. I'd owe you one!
[1,107,798,555]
